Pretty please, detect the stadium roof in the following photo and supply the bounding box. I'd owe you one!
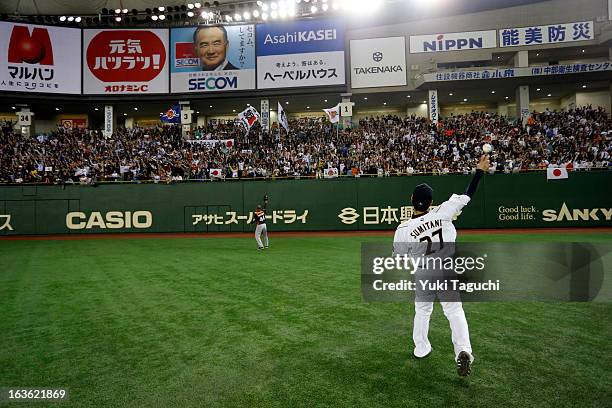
[0,0,549,20]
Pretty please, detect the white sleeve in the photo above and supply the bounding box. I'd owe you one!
[434,193,471,221]
[393,227,412,256]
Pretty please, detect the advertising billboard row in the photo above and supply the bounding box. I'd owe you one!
[0,19,598,94]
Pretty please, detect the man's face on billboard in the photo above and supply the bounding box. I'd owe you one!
[194,27,228,70]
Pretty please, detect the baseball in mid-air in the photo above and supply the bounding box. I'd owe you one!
[482,143,492,154]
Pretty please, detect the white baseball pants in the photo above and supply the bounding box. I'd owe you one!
[413,300,473,362]
[255,224,268,248]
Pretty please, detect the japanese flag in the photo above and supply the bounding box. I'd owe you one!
[278,102,289,132]
[547,167,568,180]
[324,167,339,178]
[209,168,223,179]
[323,105,340,124]
[238,106,260,134]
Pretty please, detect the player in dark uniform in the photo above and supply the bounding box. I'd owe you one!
[252,194,269,250]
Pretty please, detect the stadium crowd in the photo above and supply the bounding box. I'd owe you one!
[0,106,610,184]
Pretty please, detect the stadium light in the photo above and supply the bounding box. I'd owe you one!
[225,14,232,21]
[55,107,60,111]
[60,16,66,21]
[253,9,260,17]
[201,11,207,18]
[123,113,127,116]
[188,11,195,17]
[115,8,121,14]
[547,93,552,97]
[270,10,277,18]
[195,2,202,8]
[285,101,289,104]
[158,6,165,11]
[449,92,453,96]
[232,109,236,112]
[363,97,367,100]
[11,106,16,109]
[322,4,329,11]
[67,16,74,21]
[536,88,541,91]
[311,5,317,12]
[188,3,195,9]
[491,90,495,94]
[582,85,587,88]
[243,11,251,19]
[159,14,166,20]
[75,16,81,22]
[257,1,263,6]
[234,12,241,20]
[262,3,269,11]
[151,15,158,20]
[134,107,138,111]
[115,16,122,22]
[262,12,268,19]
[505,96,509,100]
[271,2,278,9]
[463,98,468,102]
[324,99,327,102]
[209,105,213,108]
[306,106,310,109]
[406,95,411,98]
[94,107,99,111]
[122,8,128,13]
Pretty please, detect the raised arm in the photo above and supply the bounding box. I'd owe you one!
[435,155,490,220]
[464,155,490,198]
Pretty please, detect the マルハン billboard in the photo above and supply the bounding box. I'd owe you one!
[0,22,81,94]
[256,19,345,89]
[409,30,497,53]
[350,37,406,89]
[83,29,169,94]
[171,25,255,93]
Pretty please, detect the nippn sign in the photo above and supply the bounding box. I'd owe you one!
[409,30,497,53]
[350,37,407,89]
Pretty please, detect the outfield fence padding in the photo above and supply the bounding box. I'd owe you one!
[0,172,610,235]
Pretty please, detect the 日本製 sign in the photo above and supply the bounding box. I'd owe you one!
[256,19,345,89]
[498,21,594,47]
[83,29,169,94]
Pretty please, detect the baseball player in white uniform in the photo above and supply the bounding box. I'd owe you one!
[252,195,269,250]
[393,154,490,377]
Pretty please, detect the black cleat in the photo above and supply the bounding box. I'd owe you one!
[257,247,264,251]
[456,351,472,377]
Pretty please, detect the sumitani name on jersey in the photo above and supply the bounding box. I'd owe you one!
[410,219,443,239]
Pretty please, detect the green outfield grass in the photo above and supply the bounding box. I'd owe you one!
[1,232,611,407]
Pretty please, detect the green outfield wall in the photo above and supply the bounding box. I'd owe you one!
[0,172,610,235]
